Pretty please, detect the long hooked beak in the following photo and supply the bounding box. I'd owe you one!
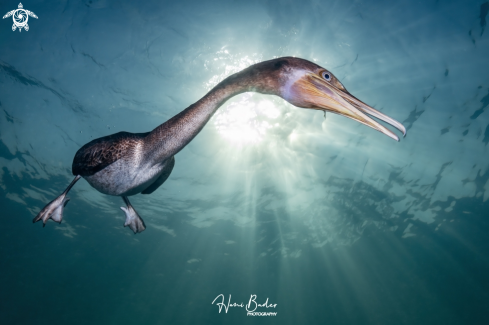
[295,74,407,141]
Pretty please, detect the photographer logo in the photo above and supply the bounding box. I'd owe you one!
[212,294,278,316]
[3,3,38,32]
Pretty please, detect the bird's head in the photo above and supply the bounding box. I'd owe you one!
[235,57,406,141]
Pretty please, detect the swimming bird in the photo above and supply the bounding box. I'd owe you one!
[33,57,406,234]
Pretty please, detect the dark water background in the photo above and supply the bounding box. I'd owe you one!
[1,0,489,324]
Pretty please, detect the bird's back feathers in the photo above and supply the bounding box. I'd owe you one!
[72,131,149,176]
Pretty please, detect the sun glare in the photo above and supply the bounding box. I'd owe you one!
[214,94,280,145]
[206,50,281,145]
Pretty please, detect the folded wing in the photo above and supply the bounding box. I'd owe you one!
[72,132,149,176]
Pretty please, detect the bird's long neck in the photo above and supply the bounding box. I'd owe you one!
[144,73,254,162]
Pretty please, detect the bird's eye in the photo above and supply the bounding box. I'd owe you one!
[322,72,331,81]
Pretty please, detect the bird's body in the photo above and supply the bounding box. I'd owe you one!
[82,148,172,197]
[72,131,156,196]
[34,57,406,234]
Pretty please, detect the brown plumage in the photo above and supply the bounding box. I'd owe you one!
[72,132,149,177]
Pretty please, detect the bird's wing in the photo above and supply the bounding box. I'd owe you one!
[25,10,38,19]
[72,131,149,176]
[141,156,175,194]
[2,10,15,19]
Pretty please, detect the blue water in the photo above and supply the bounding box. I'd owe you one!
[1,0,489,324]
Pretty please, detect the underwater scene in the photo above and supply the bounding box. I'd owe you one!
[1,0,489,324]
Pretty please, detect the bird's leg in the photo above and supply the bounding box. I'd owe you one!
[120,196,146,234]
[33,175,81,227]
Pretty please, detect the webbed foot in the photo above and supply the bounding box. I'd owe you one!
[121,196,146,234]
[33,195,70,226]
[32,176,81,228]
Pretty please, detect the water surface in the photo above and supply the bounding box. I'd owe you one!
[1,0,488,324]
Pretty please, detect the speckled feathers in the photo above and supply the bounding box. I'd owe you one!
[72,131,149,176]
